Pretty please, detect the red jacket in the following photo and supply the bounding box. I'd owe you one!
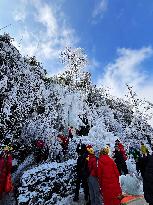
[87,154,97,177]
[35,140,45,149]
[118,143,127,161]
[58,135,69,146]
[0,154,12,194]
[98,155,122,205]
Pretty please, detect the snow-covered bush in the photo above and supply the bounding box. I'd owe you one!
[1,33,153,205]
[120,173,143,195]
[18,160,76,205]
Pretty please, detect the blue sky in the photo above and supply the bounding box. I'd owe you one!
[1,0,153,104]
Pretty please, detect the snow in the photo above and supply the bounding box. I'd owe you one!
[0,34,152,205]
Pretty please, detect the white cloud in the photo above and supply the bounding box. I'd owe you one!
[98,47,153,97]
[11,0,78,75]
[98,47,153,126]
[34,2,58,36]
[92,0,108,19]
[13,10,26,22]
[87,57,101,73]
[13,0,28,22]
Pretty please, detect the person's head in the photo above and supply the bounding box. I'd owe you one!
[86,145,94,155]
[141,142,144,145]
[99,147,109,156]
[3,145,12,155]
[105,145,110,154]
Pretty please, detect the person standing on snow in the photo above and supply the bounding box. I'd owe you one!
[73,144,90,203]
[57,133,69,159]
[0,147,13,200]
[143,147,153,205]
[139,151,149,178]
[86,145,102,205]
[115,139,127,161]
[140,142,149,157]
[131,146,141,174]
[98,147,123,205]
[113,145,129,175]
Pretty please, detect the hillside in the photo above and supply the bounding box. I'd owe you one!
[0,33,153,204]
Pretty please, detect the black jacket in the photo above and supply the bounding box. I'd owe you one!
[114,150,125,165]
[143,154,153,203]
[76,152,89,178]
[139,155,149,178]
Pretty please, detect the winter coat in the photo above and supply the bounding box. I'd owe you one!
[98,154,122,205]
[140,145,148,155]
[139,155,149,178]
[118,143,127,161]
[35,140,45,149]
[143,154,153,203]
[76,152,89,178]
[113,149,128,175]
[132,149,141,161]
[57,135,69,147]
[0,154,12,195]
[87,154,97,177]
[114,150,125,166]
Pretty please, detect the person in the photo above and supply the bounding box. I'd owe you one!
[113,145,128,175]
[115,139,127,161]
[0,147,13,199]
[34,137,46,163]
[73,144,90,204]
[76,139,82,154]
[68,126,74,139]
[131,146,141,174]
[143,148,153,205]
[105,144,110,155]
[98,147,123,205]
[139,151,149,178]
[86,145,102,205]
[140,142,148,157]
[57,134,69,158]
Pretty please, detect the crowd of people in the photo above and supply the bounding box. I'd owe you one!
[73,139,153,205]
[0,130,153,205]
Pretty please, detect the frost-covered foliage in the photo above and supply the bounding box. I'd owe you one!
[1,34,152,145]
[0,33,50,140]
[18,160,76,205]
[119,158,144,196]
[1,33,153,204]
[12,154,34,184]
